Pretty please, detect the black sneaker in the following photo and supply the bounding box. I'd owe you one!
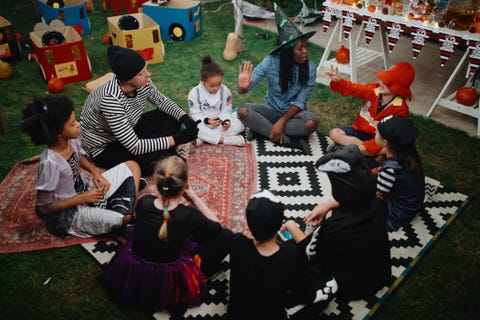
[288,138,311,155]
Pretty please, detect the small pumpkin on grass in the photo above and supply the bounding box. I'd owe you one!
[0,60,13,79]
[47,75,65,93]
[456,87,478,106]
[335,45,350,64]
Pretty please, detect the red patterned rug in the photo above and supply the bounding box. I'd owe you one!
[0,144,257,253]
[141,144,257,236]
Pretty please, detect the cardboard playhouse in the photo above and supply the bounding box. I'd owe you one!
[142,0,201,41]
[107,13,164,64]
[104,0,150,15]
[37,0,91,35]
[29,20,91,84]
[0,16,22,61]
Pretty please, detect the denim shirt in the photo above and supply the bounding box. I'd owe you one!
[248,54,317,113]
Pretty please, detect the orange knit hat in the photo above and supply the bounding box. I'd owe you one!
[377,62,415,100]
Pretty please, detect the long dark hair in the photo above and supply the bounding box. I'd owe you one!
[21,95,75,146]
[390,141,423,176]
[279,45,309,93]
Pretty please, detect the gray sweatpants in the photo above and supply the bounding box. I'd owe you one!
[239,103,319,142]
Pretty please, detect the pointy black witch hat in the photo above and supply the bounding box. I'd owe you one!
[269,2,316,55]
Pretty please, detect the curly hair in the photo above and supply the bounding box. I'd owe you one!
[21,95,75,146]
[199,54,224,82]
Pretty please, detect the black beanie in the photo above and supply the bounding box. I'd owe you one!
[246,190,284,242]
[108,46,146,81]
[377,115,418,146]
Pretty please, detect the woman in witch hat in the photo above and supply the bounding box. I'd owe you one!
[237,2,319,155]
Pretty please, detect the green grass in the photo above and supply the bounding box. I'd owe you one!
[0,1,479,319]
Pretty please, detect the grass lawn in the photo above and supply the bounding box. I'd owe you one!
[0,1,479,319]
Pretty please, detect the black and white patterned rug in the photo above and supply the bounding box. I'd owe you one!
[81,132,470,319]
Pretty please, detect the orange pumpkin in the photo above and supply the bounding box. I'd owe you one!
[47,75,65,93]
[456,87,478,106]
[103,33,111,45]
[335,45,350,64]
[0,60,12,79]
[85,1,93,11]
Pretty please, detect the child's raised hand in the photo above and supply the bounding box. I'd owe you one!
[324,64,341,82]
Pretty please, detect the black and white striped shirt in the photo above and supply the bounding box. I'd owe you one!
[80,76,183,157]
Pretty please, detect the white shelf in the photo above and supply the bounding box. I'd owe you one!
[316,47,383,85]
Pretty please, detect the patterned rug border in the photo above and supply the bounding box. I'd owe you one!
[364,192,471,320]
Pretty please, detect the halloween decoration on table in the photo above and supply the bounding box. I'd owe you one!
[444,0,477,31]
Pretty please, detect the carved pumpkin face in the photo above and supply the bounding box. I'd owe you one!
[335,45,350,64]
[456,87,478,106]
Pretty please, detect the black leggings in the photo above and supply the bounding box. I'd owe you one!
[93,109,180,176]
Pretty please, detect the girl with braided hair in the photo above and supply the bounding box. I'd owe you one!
[100,156,233,316]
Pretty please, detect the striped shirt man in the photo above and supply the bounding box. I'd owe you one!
[80,76,184,159]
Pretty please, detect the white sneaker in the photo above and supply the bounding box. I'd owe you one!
[223,135,246,146]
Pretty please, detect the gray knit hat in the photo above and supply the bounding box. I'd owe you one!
[108,46,146,81]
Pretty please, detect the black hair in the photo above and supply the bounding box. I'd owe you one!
[389,141,424,177]
[279,44,310,93]
[200,54,224,82]
[21,95,75,146]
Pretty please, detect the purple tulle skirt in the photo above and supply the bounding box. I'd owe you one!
[100,240,207,311]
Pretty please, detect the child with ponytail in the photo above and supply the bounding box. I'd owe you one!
[100,155,233,316]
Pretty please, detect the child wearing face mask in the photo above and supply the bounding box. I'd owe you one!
[188,55,245,147]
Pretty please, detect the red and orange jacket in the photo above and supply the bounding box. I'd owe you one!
[330,78,410,155]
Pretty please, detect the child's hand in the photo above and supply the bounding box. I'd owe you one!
[324,64,341,82]
[208,117,222,127]
[304,202,333,225]
[82,188,105,204]
[222,120,231,131]
[92,173,110,193]
[371,166,381,176]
